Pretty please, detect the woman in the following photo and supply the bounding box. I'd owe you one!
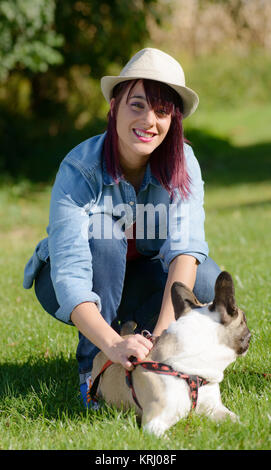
[23,48,220,408]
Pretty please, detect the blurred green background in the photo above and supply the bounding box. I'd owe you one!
[0,0,270,187]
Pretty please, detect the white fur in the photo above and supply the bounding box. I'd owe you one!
[143,310,238,436]
[166,311,236,382]
[143,375,191,436]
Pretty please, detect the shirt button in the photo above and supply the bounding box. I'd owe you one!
[129,201,134,206]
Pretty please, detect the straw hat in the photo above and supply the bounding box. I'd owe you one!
[101,48,199,118]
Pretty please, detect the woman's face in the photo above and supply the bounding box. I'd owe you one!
[112,80,172,166]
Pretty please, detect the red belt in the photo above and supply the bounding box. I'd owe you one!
[88,359,208,411]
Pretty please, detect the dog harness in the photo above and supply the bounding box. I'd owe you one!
[87,358,208,411]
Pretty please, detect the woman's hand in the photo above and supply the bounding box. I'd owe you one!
[71,302,153,371]
[104,334,153,370]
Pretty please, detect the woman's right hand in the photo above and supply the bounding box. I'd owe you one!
[71,302,153,371]
[105,334,153,370]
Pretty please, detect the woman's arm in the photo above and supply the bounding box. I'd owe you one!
[152,254,198,337]
[71,302,153,370]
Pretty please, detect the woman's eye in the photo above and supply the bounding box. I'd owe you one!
[156,108,167,116]
[131,102,145,110]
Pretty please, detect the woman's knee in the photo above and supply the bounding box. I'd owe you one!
[34,260,60,318]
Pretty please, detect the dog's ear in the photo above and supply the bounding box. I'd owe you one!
[171,282,202,320]
[120,321,137,336]
[209,271,238,324]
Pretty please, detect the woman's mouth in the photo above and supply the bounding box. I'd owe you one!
[133,128,156,142]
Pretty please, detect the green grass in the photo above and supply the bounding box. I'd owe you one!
[1,171,270,449]
[1,79,271,450]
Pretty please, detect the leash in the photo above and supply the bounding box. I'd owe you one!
[87,357,208,411]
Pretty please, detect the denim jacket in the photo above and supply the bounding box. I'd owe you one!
[23,132,208,325]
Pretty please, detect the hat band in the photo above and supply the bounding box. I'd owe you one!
[119,68,185,87]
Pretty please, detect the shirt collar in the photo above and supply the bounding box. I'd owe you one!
[102,154,160,190]
[140,163,160,190]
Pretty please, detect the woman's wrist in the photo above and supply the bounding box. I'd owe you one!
[102,334,125,359]
[71,301,122,354]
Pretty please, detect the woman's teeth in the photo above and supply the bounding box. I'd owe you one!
[134,129,155,138]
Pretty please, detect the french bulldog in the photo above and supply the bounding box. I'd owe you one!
[91,271,251,436]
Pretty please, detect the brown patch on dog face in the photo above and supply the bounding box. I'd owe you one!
[219,308,251,355]
[210,271,251,355]
[171,282,203,320]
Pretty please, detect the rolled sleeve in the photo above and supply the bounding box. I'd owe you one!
[47,160,101,325]
[55,291,101,326]
[159,144,209,272]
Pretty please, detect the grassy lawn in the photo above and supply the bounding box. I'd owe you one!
[0,98,271,450]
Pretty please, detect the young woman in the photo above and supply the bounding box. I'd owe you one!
[23,48,220,407]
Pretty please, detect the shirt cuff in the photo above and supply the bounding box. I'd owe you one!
[159,241,209,272]
[54,290,102,325]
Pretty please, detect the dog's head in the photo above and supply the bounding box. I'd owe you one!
[171,271,251,357]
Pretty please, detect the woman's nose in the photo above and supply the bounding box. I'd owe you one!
[142,108,156,127]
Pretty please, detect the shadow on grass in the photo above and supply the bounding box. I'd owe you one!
[0,108,271,188]
[186,128,271,187]
[0,355,142,428]
[0,354,86,420]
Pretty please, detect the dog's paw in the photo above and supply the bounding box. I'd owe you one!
[143,418,168,437]
[209,407,239,423]
[227,411,240,423]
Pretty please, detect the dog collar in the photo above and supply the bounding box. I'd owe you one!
[88,359,208,411]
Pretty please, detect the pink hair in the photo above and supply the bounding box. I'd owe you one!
[103,79,191,200]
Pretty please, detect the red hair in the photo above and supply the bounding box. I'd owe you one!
[103,79,191,199]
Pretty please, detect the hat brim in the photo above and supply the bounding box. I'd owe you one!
[101,75,199,119]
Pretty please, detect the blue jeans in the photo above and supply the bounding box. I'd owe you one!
[34,233,221,381]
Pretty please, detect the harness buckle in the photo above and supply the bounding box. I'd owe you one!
[141,330,157,343]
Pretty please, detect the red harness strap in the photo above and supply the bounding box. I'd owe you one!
[86,359,113,405]
[126,361,208,410]
[88,359,208,411]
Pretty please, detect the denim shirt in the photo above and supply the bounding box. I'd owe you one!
[23,132,208,325]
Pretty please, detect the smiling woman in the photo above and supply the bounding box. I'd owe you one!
[105,79,188,197]
[23,47,221,410]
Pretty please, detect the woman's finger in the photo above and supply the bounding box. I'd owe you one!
[127,335,153,353]
[134,334,153,349]
[126,342,150,359]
